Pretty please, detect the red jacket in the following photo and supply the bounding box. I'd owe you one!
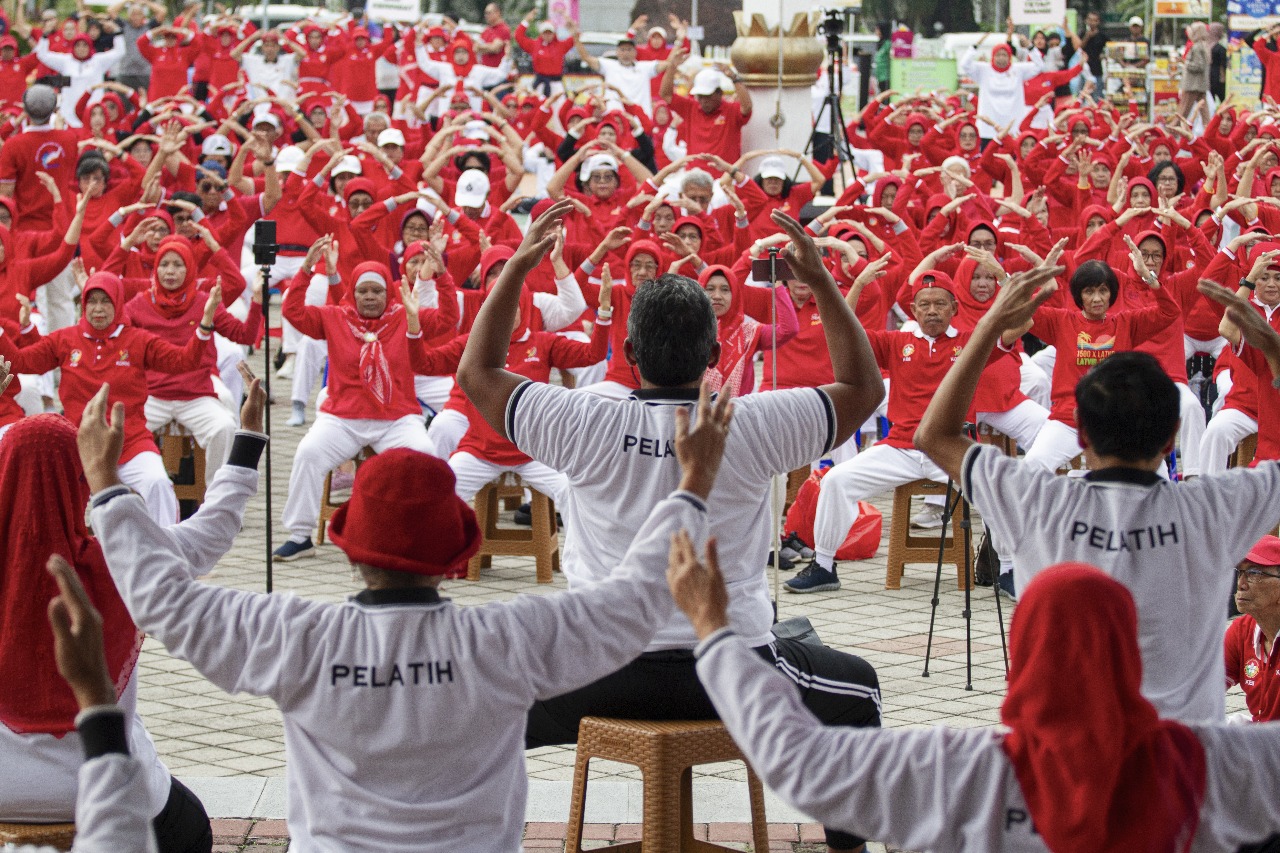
[124,293,263,401]
[514,23,574,77]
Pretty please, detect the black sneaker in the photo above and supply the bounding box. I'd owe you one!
[513,503,532,525]
[974,533,997,587]
[273,538,315,562]
[779,532,815,562]
[767,551,794,571]
[783,562,840,594]
[997,571,1017,602]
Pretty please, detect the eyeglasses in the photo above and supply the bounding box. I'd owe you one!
[1139,251,1164,264]
[1236,567,1280,583]
[198,182,222,193]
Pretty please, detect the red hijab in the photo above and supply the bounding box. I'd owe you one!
[1001,563,1206,853]
[77,271,126,339]
[344,261,402,406]
[149,236,198,319]
[698,264,760,396]
[0,415,142,736]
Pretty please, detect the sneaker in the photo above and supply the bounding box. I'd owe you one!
[997,571,1017,602]
[911,504,945,530]
[286,401,306,427]
[273,538,315,562]
[276,353,296,379]
[767,551,793,571]
[783,562,840,594]
[513,502,532,525]
[779,532,815,562]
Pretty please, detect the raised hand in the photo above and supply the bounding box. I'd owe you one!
[981,264,1063,338]
[235,362,266,433]
[0,357,10,397]
[599,263,613,313]
[770,210,831,287]
[45,555,116,711]
[514,198,575,268]
[77,385,125,494]
[672,379,734,499]
[666,533,728,641]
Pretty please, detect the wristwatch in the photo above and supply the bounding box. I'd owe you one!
[1241,276,1257,291]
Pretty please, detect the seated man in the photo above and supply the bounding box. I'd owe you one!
[459,203,886,853]
[1227,535,1280,723]
[914,271,1280,725]
[78,365,732,852]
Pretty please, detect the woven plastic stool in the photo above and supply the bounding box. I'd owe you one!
[156,424,207,505]
[317,446,375,544]
[885,479,968,590]
[0,822,76,850]
[467,473,559,583]
[566,717,769,853]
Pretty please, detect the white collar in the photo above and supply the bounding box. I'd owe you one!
[904,321,958,341]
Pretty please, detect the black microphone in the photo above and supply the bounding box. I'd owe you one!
[253,220,278,267]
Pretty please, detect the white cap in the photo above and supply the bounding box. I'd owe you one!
[758,156,788,180]
[1128,16,1143,27]
[454,169,490,207]
[462,120,490,140]
[377,127,406,147]
[201,133,235,157]
[647,26,667,40]
[332,155,362,177]
[275,145,305,174]
[538,21,555,33]
[689,68,725,96]
[251,109,281,130]
[579,153,620,182]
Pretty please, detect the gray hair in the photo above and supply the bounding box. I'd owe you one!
[24,85,56,124]
[363,111,390,131]
[682,168,714,192]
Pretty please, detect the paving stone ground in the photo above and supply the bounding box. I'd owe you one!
[136,305,1246,851]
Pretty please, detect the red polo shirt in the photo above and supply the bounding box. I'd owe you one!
[669,93,747,163]
[1226,614,1280,722]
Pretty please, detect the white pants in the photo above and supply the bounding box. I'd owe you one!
[558,330,607,388]
[0,422,10,442]
[1019,353,1051,409]
[1199,408,1258,476]
[1213,369,1233,416]
[145,393,238,474]
[1185,335,1228,359]
[36,261,78,333]
[269,255,308,355]
[1030,344,1056,377]
[813,444,948,565]
[523,143,557,198]
[415,375,454,417]
[1175,382,1206,477]
[349,99,374,115]
[977,398,1048,451]
[120,451,179,527]
[292,338,329,406]
[14,375,46,414]
[424,408,469,459]
[448,451,569,503]
[281,412,432,541]
[1023,418,1082,473]
[579,380,635,401]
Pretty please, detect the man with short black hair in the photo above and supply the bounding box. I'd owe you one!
[914,269,1280,725]
[460,202,887,853]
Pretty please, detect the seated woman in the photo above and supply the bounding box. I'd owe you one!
[0,412,212,852]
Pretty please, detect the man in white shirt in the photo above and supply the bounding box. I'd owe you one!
[77,369,732,853]
[574,29,663,114]
[459,201,888,853]
[914,268,1280,725]
[235,31,302,100]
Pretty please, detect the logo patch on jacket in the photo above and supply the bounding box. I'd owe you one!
[115,349,131,366]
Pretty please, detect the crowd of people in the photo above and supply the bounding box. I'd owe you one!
[0,2,1279,851]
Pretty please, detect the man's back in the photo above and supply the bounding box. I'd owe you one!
[962,443,1280,722]
[508,382,835,648]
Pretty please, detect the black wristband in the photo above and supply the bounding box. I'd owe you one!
[199,322,214,332]
[226,431,268,470]
[1241,276,1257,291]
[78,709,129,759]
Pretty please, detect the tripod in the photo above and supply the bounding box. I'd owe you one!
[921,479,1010,688]
[798,12,858,198]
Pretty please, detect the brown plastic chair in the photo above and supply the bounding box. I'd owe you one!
[566,717,769,853]
[885,479,969,590]
[317,446,375,545]
[156,424,207,505]
[467,473,559,583]
[0,822,76,850]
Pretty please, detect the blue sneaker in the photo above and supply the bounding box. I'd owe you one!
[273,538,315,562]
[783,562,840,594]
[997,571,1017,602]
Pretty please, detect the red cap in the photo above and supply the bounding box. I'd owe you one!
[328,449,481,578]
[910,270,957,300]
[1245,535,1280,567]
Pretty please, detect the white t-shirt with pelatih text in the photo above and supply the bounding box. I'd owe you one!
[508,383,835,650]
[962,444,1280,723]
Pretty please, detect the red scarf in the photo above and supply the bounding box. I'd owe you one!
[150,237,198,320]
[1001,564,1206,853]
[699,265,760,396]
[0,415,142,736]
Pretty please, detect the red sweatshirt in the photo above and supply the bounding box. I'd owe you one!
[513,23,574,77]
[124,293,263,401]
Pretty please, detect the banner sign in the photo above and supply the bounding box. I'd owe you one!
[1010,0,1066,26]
[367,0,420,23]
[888,58,958,98]
[1154,0,1211,17]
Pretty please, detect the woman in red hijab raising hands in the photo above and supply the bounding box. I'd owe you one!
[677,555,1280,853]
[0,272,219,525]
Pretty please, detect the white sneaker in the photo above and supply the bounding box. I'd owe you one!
[286,401,306,427]
[910,504,945,530]
[276,353,296,379]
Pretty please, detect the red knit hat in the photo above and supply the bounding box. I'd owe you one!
[328,449,481,578]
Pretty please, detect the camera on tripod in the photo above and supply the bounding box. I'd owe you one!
[817,7,844,54]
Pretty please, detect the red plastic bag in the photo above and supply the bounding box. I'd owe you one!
[784,469,883,561]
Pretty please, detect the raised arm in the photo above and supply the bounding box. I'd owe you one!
[771,210,884,445]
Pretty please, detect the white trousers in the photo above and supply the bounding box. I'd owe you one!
[1199,408,1258,476]
[1175,382,1205,477]
[448,451,569,503]
[281,412,432,541]
[14,375,47,414]
[269,256,308,355]
[1023,418,1082,473]
[1185,335,1228,359]
[977,398,1049,451]
[1019,353,1051,409]
[1030,344,1056,377]
[145,393,238,475]
[424,408,469,459]
[120,451,179,527]
[813,444,948,565]
[36,261,78,333]
[415,375,455,417]
[579,380,635,401]
[291,338,329,406]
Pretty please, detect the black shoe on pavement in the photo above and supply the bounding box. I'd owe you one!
[783,562,840,594]
[273,538,315,562]
[997,571,1017,602]
[514,502,532,525]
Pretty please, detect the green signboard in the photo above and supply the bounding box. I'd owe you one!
[889,58,959,99]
